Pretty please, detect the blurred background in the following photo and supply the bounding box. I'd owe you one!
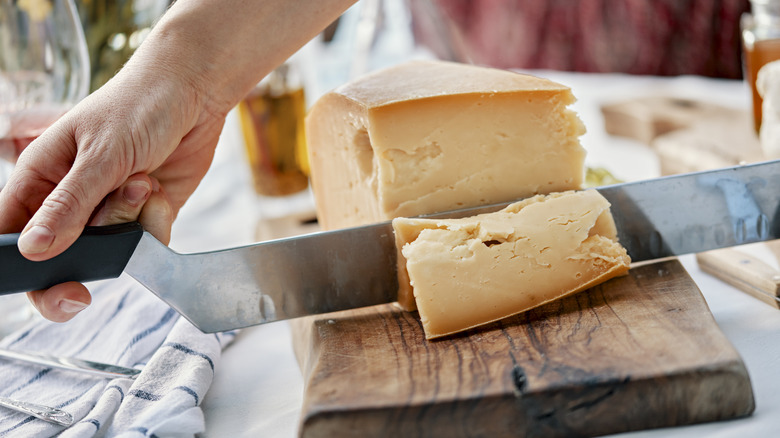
[76,0,752,93]
[76,0,170,91]
[67,0,764,228]
[2,0,768,217]
[410,0,750,79]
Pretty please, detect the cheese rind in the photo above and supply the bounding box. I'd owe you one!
[392,190,631,340]
[306,60,586,235]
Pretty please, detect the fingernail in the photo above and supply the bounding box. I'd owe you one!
[123,181,151,206]
[18,225,55,254]
[59,298,88,313]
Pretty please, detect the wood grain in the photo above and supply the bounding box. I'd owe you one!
[697,248,780,309]
[291,259,754,437]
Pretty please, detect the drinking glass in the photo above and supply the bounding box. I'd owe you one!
[0,0,90,164]
[0,0,88,336]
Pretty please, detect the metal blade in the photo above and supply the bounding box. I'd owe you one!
[596,159,780,262]
[124,222,399,333]
[125,159,780,333]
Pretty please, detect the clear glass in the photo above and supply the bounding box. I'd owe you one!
[0,0,88,336]
[0,0,90,163]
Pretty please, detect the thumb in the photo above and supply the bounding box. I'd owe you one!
[17,161,125,261]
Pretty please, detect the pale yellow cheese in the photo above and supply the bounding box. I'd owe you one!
[306,60,587,234]
[392,190,630,340]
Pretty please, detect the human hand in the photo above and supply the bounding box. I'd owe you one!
[0,0,359,323]
[0,53,227,322]
[22,173,173,322]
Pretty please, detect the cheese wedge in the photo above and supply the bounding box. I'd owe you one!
[392,190,630,340]
[306,60,586,233]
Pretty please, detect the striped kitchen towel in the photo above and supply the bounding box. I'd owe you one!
[0,275,235,437]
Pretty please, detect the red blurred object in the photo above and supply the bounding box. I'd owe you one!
[409,0,749,79]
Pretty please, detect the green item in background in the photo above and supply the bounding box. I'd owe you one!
[76,0,169,92]
[584,166,623,188]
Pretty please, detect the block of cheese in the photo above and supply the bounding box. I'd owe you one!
[306,60,587,232]
[392,190,631,340]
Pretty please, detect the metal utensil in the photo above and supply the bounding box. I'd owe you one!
[0,395,73,426]
[1,160,780,333]
[0,348,140,379]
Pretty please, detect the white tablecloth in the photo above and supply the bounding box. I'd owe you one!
[171,71,780,437]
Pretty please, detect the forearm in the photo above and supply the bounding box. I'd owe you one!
[127,0,356,116]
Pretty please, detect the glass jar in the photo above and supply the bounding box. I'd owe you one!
[237,62,309,197]
[742,0,780,133]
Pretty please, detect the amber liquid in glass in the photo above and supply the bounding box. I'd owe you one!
[237,85,309,197]
[744,38,780,133]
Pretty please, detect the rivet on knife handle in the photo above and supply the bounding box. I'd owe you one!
[0,222,144,295]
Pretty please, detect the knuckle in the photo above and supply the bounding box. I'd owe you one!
[40,186,84,222]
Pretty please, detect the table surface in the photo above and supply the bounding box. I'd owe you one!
[165,70,780,437]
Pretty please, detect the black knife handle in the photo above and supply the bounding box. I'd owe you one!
[0,222,144,295]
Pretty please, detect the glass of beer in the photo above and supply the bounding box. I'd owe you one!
[742,0,780,133]
[237,63,310,197]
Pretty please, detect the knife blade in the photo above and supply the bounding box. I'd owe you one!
[2,160,780,333]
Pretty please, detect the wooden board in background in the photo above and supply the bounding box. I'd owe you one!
[600,96,763,175]
[602,96,780,310]
[291,259,754,438]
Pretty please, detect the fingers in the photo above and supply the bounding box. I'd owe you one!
[16,164,122,261]
[27,175,152,322]
[26,283,92,323]
[31,175,175,323]
[89,174,153,226]
[89,172,175,245]
[138,181,174,245]
[95,172,176,244]
[12,116,130,261]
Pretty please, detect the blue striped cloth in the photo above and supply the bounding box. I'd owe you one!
[0,275,235,437]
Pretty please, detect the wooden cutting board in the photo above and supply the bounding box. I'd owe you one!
[290,259,754,437]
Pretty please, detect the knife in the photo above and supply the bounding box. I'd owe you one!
[0,348,141,380]
[2,160,780,333]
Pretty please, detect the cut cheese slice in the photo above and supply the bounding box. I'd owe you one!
[392,190,631,340]
[306,60,587,235]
